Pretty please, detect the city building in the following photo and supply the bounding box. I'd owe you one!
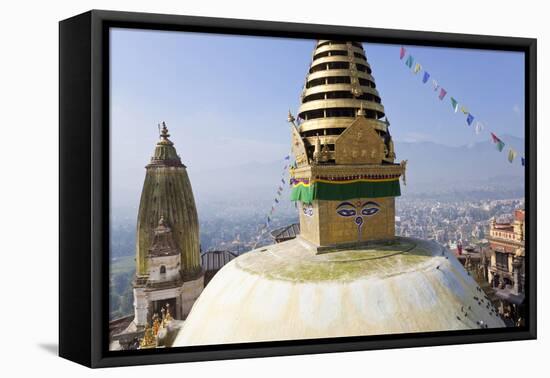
[201,250,238,286]
[270,223,300,243]
[486,209,526,325]
[172,41,503,347]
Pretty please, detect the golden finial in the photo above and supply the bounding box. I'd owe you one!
[357,102,366,117]
[160,121,170,140]
[287,110,296,123]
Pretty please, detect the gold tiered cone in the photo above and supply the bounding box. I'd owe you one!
[288,40,407,248]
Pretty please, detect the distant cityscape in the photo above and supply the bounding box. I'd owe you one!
[109,189,524,321]
[395,197,524,250]
[111,194,524,258]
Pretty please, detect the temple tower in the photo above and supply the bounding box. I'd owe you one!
[289,40,406,247]
[133,123,203,326]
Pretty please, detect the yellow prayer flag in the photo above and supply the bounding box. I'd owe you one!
[413,63,422,74]
[508,149,517,163]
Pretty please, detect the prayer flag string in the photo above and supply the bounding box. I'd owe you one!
[399,46,524,166]
[253,153,293,247]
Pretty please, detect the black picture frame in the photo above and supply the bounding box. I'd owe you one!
[59,9,537,368]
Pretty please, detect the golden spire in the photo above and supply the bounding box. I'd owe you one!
[297,40,391,164]
[288,41,406,247]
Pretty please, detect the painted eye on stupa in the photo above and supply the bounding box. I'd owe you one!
[360,201,380,216]
[361,207,379,216]
[337,208,356,217]
[336,202,357,217]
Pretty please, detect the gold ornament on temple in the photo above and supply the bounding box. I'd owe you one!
[139,324,157,349]
[165,303,173,322]
[152,314,160,335]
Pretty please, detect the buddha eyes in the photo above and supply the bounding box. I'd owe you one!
[337,208,356,217]
[336,202,380,218]
[361,207,379,216]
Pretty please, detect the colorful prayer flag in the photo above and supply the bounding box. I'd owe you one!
[508,149,517,163]
[274,198,279,203]
[521,157,525,166]
[438,88,447,100]
[284,155,290,160]
[405,55,414,68]
[451,97,459,112]
[460,106,469,115]
[466,113,474,126]
[422,71,430,83]
[474,121,484,135]
[491,132,505,152]
[414,63,422,74]
[432,79,439,91]
[281,178,285,184]
[400,46,406,60]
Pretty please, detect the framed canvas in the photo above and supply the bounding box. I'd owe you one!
[59,10,537,368]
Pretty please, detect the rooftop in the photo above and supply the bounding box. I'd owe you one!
[270,223,300,242]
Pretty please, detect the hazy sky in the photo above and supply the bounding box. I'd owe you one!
[110,28,525,209]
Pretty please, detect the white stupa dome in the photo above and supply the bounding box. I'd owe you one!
[173,236,504,346]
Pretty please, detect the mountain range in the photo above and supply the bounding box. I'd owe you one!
[189,135,525,204]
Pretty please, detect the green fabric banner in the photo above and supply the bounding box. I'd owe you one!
[291,180,401,203]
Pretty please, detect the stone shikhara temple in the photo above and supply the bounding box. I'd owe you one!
[171,41,505,346]
[133,123,203,325]
[111,123,204,349]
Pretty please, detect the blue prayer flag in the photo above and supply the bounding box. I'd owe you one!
[466,113,474,126]
[422,71,430,84]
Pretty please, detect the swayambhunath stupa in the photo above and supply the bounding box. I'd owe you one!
[168,40,505,347]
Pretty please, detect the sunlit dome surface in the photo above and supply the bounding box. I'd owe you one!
[173,237,504,346]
